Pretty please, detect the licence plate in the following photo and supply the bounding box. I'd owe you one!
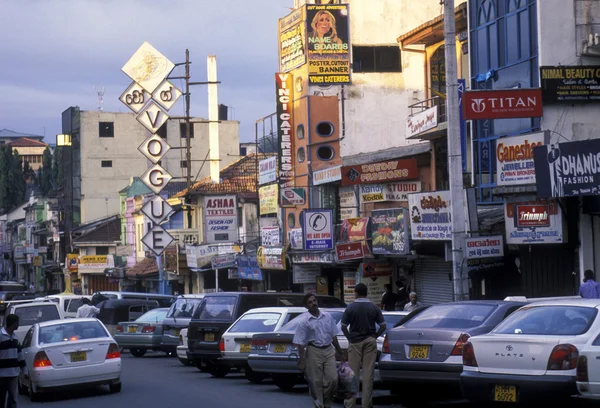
[240,344,251,353]
[128,326,137,333]
[204,332,215,342]
[70,351,87,363]
[494,385,517,402]
[273,343,287,353]
[409,345,429,359]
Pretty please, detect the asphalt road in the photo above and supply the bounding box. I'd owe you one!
[18,351,478,407]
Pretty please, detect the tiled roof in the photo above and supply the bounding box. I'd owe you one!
[8,137,48,147]
[126,257,158,277]
[0,129,44,140]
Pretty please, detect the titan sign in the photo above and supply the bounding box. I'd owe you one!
[463,88,543,120]
[275,73,295,206]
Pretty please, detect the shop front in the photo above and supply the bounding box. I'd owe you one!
[185,243,242,293]
[78,255,118,295]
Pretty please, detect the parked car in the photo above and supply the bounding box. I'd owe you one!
[97,299,160,337]
[2,301,65,340]
[187,292,346,377]
[18,318,121,401]
[161,294,205,354]
[576,327,600,400]
[177,328,190,366]
[460,298,600,404]
[221,307,306,382]
[114,308,170,357]
[91,291,174,307]
[248,308,346,390]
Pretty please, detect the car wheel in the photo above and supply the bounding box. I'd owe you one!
[273,375,297,390]
[178,357,190,366]
[209,365,230,378]
[130,348,147,357]
[244,367,266,384]
[109,382,122,393]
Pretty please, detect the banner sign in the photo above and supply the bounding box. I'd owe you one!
[361,262,393,278]
[341,158,419,186]
[406,106,438,138]
[533,139,600,197]
[293,264,319,284]
[288,228,304,249]
[67,254,79,272]
[261,226,281,246]
[504,198,564,244]
[204,196,238,243]
[540,66,600,104]
[464,236,504,259]
[371,208,410,255]
[343,271,357,303]
[276,73,295,204]
[211,253,237,270]
[408,191,452,240]
[256,246,287,270]
[463,88,543,120]
[339,217,372,258]
[306,4,351,85]
[237,255,263,281]
[259,156,277,185]
[313,165,342,185]
[359,182,422,203]
[259,184,278,215]
[335,242,364,262]
[291,252,335,264]
[340,187,358,219]
[278,7,306,72]
[303,209,333,250]
[78,255,109,270]
[496,132,545,186]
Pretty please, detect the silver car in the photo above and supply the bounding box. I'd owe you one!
[161,294,205,354]
[113,308,169,357]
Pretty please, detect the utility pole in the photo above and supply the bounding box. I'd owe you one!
[443,0,468,301]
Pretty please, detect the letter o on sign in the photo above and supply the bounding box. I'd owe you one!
[147,139,163,157]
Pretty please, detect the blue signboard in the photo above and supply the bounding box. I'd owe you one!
[237,255,263,281]
[303,209,334,250]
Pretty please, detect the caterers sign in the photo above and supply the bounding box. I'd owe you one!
[408,191,452,240]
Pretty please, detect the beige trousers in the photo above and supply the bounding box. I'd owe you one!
[344,337,378,408]
[305,345,338,408]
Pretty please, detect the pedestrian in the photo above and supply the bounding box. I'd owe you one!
[76,298,100,318]
[579,269,600,299]
[294,293,345,408]
[380,284,398,311]
[394,279,410,311]
[403,292,423,312]
[0,314,25,408]
[341,283,386,408]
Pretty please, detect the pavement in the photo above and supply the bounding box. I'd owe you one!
[18,351,481,407]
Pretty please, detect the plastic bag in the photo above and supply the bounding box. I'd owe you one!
[336,361,358,399]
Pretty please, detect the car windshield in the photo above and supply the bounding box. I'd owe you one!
[14,305,61,326]
[195,296,236,321]
[402,304,496,329]
[167,298,204,319]
[380,313,406,334]
[39,321,108,344]
[135,308,169,323]
[229,313,282,333]
[493,305,597,335]
[279,311,344,332]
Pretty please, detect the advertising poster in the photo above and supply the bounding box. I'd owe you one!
[278,7,306,72]
[504,197,564,244]
[303,209,334,250]
[343,271,357,303]
[256,246,287,270]
[275,73,295,205]
[305,4,351,85]
[371,208,410,255]
[496,132,545,186]
[540,66,600,104]
[261,226,280,247]
[204,195,238,243]
[408,191,452,240]
[259,184,278,215]
[258,156,277,185]
[237,256,263,281]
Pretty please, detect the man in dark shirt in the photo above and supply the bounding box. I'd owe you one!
[380,284,398,311]
[341,283,386,408]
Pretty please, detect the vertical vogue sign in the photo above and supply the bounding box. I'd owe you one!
[533,139,600,198]
[496,132,545,186]
[276,73,295,205]
[204,196,238,244]
[408,191,452,241]
[462,88,543,120]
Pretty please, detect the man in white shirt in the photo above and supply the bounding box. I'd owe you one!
[404,292,423,313]
[76,298,100,318]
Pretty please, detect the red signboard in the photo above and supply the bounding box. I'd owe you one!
[515,205,551,228]
[341,158,419,186]
[361,262,393,278]
[463,88,543,120]
[336,242,364,262]
[339,218,370,241]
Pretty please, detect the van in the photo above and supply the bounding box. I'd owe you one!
[97,298,161,337]
[187,292,346,376]
[160,294,205,353]
[91,291,174,308]
[35,294,92,318]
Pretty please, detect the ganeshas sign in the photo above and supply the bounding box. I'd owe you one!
[496,132,545,186]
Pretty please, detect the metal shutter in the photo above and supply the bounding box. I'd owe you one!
[413,258,454,305]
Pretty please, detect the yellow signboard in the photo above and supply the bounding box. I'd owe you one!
[278,7,306,72]
[67,254,79,272]
[256,246,287,270]
[259,185,279,215]
[78,255,108,270]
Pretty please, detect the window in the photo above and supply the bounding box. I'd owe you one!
[315,121,334,137]
[403,304,497,329]
[493,306,597,336]
[194,296,237,321]
[297,147,306,163]
[38,321,108,344]
[67,299,84,313]
[316,145,335,161]
[353,46,401,73]
[297,124,305,140]
[157,124,168,139]
[99,122,114,138]
[135,309,169,323]
[14,305,61,326]
[180,160,188,168]
[240,146,247,156]
[180,123,194,138]
[430,46,446,95]
[23,328,33,348]
[229,313,282,333]
[95,247,109,255]
[288,213,296,229]
[101,160,112,168]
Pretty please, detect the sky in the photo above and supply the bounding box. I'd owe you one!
[0,0,287,144]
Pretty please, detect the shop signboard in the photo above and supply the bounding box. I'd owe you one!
[278,7,306,72]
[335,242,364,262]
[237,256,263,281]
[464,236,504,260]
[406,106,438,138]
[259,156,278,185]
[361,262,392,278]
[211,253,237,270]
[204,196,238,243]
[291,252,334,264]
[256,246,287,270]
[259,184,278,215]
[343,271,357,303]
[276,73,295,203]
[364,276,390,306]
[78,255,109,270]
[293,264,319,284]
[313,166,342,186]
[288,228,303,249]
[341,158,418,187]
[339,217,372,258]
[303,209,333,250]
[496,132,545,186]
[463,88,543,120]
[408,191,452,240]
[540,66,600,104]
[67,254,79,272]
[504,197,564,244]
[340,187,358,219]
[261,226,281,246]
[371,208,410,255]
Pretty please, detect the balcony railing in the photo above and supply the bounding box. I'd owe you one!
[408,96,447,124]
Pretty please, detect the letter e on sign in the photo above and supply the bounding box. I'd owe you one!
[138,134,171,164]
[142,225,175,256]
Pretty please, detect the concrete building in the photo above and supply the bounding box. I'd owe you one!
[8,137,48,171]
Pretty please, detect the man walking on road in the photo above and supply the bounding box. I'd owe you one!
[0,314,25,408]
[76,298,100,318]
[294,293,345,408]
[341,283,386,408]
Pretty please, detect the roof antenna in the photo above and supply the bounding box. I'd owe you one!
[94,86,106,111]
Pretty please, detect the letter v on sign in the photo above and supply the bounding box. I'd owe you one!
[136,100,169,133]
[141,195,175,225]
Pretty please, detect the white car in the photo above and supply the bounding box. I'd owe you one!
[35,295,92,318]
[8,301,64,340]
[177,328,190,366]
[460,299,600,405]
[221,306,306,382]
[18,318,122,401]
[576,328,600,399]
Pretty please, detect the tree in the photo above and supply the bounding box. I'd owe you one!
[8,150,26,207]
[0,145,11,212]
[38,147,53,194]
[53,147,64,189]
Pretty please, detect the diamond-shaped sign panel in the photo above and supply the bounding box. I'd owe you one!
[152,80,182,112]
[136,100,169,134]
[141,195,175,225]
[122,41,175,94]
[119,81,150,114]
[142,225,175,256]
[138,134,171,164]
[140,163,173,195]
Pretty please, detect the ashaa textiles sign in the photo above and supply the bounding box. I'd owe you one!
[463,88,543,120]
[204,196,238,243]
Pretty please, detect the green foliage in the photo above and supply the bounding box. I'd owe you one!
[38,147,53,194]
[0,147,26,213]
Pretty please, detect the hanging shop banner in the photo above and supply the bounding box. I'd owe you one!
[335,242,364,262]
[303,209,334,250]
[406,106,438,138]
[339,217,372,258]
[186,243,241,269]
[533,139,600,198]
[211,253,237,270]
[340,187,358,220]
[276,73,295,204]
[291,252,335,264]
[341,158,419,187]
[259,184,279,215]
[67,253,79,272]
[204,196,238,243]
[305,4,351,85]
[259,156,277,185]
[288,228,304,249]
[371,208,410,255]
[408,191,452,240]
[261,226,281,246]
[464,236,504,259]
[237,255,263,281]
[343,271,358,303]
[278,7,306,72]
[256,246,287,270]
[462,88,543,120]
[496,132,545,186]
[504,197,564,244]
[361,262,393,278]
[540,66,600,104]
[313,165,342,185]
[293,264,319,284]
